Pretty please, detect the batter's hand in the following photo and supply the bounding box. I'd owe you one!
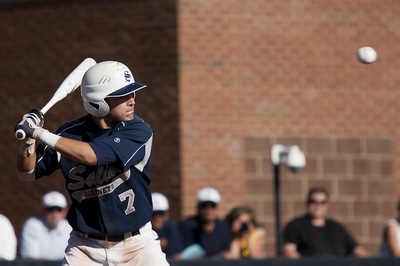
[15,117,47,140]
[15,109,44,140]
[22,108,44,127]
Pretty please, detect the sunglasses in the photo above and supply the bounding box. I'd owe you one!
[45,207,63,212]
[199,202,217,209]
[308,199,328,206]
[152,211,167,216]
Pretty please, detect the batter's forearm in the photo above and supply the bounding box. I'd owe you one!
[16,152,36,173]
[54,137,98,166]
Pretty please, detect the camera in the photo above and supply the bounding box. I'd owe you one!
[239,222,250,233]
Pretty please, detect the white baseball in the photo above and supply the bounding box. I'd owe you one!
[357,47,377,64]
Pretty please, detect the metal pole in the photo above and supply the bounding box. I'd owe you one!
[274,164,282,257]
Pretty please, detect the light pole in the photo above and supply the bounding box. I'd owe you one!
[271,144,306,257]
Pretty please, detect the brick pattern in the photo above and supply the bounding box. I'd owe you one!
[245,136,394,255]
[178,0,400,257]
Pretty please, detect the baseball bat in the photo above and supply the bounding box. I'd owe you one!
[15,57,97,140]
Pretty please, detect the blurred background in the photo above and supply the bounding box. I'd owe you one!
[1,0,400,257]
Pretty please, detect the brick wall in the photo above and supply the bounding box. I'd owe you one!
[179,0,400,256]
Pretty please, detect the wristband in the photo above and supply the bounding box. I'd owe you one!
[38,130,60,149]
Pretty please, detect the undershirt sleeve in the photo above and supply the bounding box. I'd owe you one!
[89,142,118,166]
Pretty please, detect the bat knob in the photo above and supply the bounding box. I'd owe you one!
[15,129,26,140]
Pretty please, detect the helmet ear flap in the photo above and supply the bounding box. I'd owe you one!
[83,98,110,117]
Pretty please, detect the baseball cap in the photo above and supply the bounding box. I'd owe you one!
[151,192,169,212]
[197,187,221,204]
[42,191,67,209]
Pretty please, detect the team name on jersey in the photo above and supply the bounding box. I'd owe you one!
[67,165,130,203]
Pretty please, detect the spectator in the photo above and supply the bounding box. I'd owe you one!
[225,206,267,259]
[0,213,17,260]
[380,199,400,257]
[151,192,183,259]
[19,191,72,260]
[179,187,231,259]
[282,186,369,258]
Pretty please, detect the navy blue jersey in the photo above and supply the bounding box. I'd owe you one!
[154,219,184,257]
[34,114,153,235]
[179,215,231,258]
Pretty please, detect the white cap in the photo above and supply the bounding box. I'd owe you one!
[197,187,221,204]
[42,191,67,209]
[152,192,169,212]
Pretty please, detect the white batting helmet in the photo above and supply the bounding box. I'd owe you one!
[81,61,146,117]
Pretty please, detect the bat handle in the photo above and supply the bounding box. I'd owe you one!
[41,102,53,115]
[15,128,26,140]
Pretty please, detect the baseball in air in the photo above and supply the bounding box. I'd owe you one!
[357,47,377,64]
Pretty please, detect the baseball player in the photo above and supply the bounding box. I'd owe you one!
[15,61,169,266]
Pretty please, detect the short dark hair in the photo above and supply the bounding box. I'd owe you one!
[307,186,330,203]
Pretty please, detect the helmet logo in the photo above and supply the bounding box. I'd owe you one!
[124,71,131,82]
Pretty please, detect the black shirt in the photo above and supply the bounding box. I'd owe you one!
[283,214,357,257]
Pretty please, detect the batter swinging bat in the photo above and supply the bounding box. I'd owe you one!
[15,57,97,140]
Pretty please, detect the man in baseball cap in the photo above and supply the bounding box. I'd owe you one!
[151,192,183,259]
[20,191,71,260]
[179,187,231,259]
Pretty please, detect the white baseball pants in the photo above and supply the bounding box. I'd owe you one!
[62,222,169,266]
